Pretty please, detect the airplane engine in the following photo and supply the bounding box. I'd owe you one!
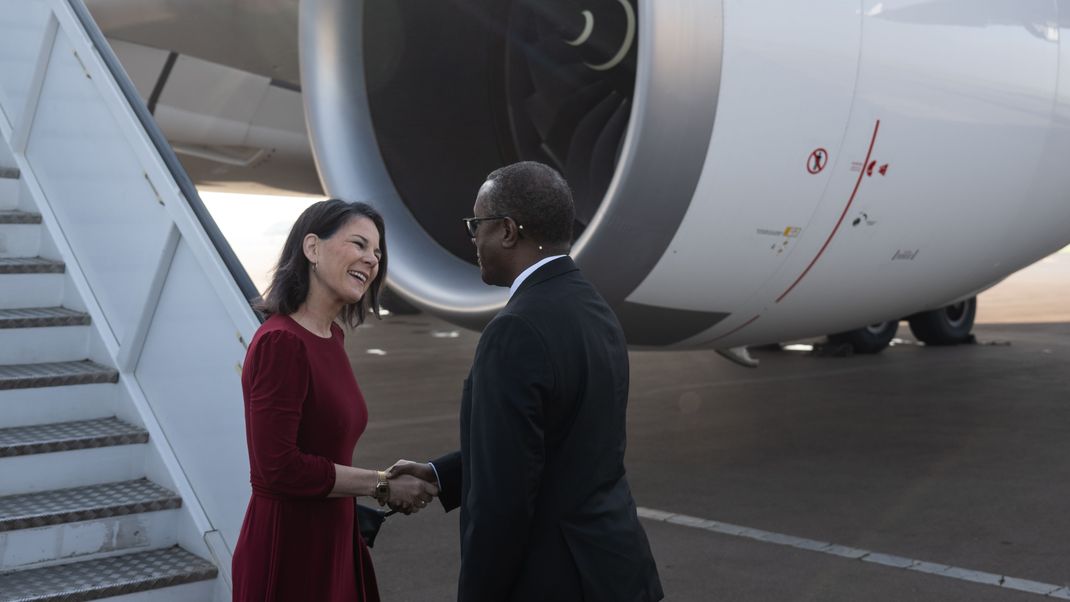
[300,0,1070,347]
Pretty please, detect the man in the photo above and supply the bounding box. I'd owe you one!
[391,161,662,602]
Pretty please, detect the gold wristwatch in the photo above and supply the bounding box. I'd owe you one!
[374,470,390,506]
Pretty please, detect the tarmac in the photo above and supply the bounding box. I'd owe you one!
[343,250,1070,601]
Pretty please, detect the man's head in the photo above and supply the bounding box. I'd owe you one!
[468,161,575,286]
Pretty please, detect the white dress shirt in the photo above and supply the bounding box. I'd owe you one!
[509,255,568,300]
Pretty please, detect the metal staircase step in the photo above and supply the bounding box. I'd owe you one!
[0,215,42,260]
[0,417,147,458]
[0,546,217,602]
[0,274,64,310]
[0,479,180,532]
[0,478,182,571]
[0,445,145,498]
[0,211,40,225]
[0,169,19,212]
[0,307,90,329]
[0,360,117,390]
[0,382,116,431]
[0,257,64,274]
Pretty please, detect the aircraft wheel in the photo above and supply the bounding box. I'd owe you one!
[907,297,976,345]
[827,321,899,354]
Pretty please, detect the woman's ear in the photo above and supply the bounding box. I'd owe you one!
[302,233,319,267]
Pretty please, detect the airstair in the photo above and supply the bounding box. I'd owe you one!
[0,1,260,599]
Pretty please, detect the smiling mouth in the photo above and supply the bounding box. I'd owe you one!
[348,270,369,283]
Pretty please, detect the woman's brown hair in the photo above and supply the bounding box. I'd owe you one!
[259,199,387,328]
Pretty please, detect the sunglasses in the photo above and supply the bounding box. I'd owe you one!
[462,215,510,238]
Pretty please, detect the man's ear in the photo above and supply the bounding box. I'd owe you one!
[501,218,521,249]
[303,233,320,265]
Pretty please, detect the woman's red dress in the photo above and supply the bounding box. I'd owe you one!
[231,314,379,601]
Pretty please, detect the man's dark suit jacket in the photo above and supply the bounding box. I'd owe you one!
[434,257,663,602]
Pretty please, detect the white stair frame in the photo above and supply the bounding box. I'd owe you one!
[0,0,262,595]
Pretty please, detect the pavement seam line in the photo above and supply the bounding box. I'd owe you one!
[636,506,1067,598]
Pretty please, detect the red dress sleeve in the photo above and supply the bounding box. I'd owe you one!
[245,329,336,497]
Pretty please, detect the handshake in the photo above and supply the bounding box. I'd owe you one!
[377,460,439,515]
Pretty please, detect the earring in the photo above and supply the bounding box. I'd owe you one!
[538,245,544,251]
[312,262,317,272]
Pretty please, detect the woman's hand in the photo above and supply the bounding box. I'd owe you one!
[387,474,438,514]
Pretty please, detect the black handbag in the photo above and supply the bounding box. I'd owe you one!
[356,503,392,547]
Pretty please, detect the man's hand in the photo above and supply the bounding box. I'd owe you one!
[386,459,438,485]
[386,474,438,515]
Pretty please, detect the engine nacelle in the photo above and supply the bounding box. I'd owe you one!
[301,0,1070,347]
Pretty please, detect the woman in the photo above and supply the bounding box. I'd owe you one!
[232,199,437,601]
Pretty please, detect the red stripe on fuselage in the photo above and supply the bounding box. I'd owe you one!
[776,120,881,304]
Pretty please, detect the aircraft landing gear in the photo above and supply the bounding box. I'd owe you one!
[907,297,977,345]
[820,296,978,355]
[826,320,899,354]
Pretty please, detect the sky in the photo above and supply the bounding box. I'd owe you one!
[200,191,322,294]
